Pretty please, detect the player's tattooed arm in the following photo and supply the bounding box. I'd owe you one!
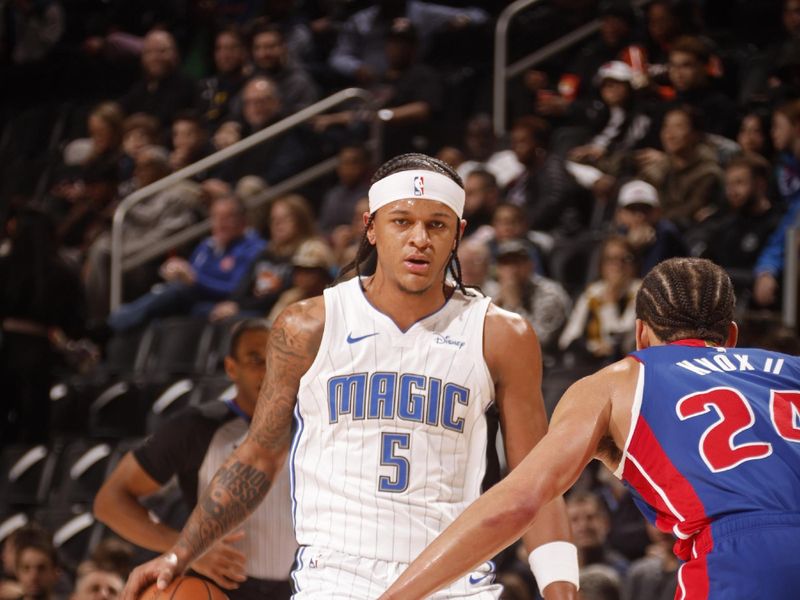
[172,297,325,568]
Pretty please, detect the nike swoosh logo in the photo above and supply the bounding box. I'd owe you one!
[346,332,379,344]
[468,573,491,585]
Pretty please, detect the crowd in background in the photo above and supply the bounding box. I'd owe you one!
[2,1,800,599]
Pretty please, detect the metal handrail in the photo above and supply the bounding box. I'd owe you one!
[782,212,800,329]
[493,0,646,137]
[110,87,375,310]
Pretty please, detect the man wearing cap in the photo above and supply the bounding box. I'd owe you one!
[121,153,578,600]
[490,239,571,352]
[614,179,686,276]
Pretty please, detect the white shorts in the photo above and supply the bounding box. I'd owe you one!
[291,546,502,599]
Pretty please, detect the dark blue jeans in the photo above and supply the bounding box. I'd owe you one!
[108,282,217,332]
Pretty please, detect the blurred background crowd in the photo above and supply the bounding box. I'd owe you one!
[2,1,800,599]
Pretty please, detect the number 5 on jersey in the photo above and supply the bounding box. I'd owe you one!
[379,432,410,493]
[677,387,800,472]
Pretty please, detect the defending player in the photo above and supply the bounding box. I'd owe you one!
[379,257,800,600]
[120,154,579,599]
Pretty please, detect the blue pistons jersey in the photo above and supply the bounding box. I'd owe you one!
[615,340,800,598]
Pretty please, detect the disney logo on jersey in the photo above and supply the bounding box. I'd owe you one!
[434,334,465,349]
[413,175,424,196]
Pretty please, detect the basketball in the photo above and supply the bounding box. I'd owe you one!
[138,576,229,600]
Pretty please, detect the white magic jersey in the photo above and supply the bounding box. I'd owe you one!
[198,417,297,580]
[291,277,495,563]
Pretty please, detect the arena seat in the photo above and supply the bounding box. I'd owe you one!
[0,444,60,508]
[49,440,120,507]
[138,317,214,378]
[33,507,104,573]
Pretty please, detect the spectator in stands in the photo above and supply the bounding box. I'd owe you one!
[559,236,640,363]
[209,194,315,322]
[753,100,800,307]
[566,491,630,578]
[567,61,654,176]
[329,197,369,269]
[169,111,211,172]
[642,0,702,88]
[14,536,59,600]
[487,239,571,352]
[621,525,678,600]
[84,146,205,318]
[328,0,488,85]
[613,179,686,277]
[740,0,800,106]
[267,239,335,322]
[0,209,86,445]
[456,239,491,289]
[694,154,781,295]
[95,320,295,600]
[455,113,524,189]
[463,169,502,237]
[197,27,248,128]
[578,565,621,600]
[60,102,125,174]
[215,76,311,185]
[314,21,444,158]
[119,29,196,127]
[55,159,120,257]
[86,539,134,581]
[51,103,125,216]
[119,113,162,185]
[317,144,371,234]
[737,110,772,158]
[636,105,724,230]
[1,523,52,599]
[665,36,737,138]
[70,562,123,600]
[250,22,320,114]
[505,116,589,236]
[107,195,264,332]
[536,0,640,117]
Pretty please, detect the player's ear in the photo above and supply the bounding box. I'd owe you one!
[635,319,649,350]
[365,212,377,245]
[725,321,739,348]
[223,355,238,381]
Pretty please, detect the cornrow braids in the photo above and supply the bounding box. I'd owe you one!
[336,153,474,296]
[635,258,736,346]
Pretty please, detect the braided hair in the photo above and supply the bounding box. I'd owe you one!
[337,153,473,295]
[635,258,736,345]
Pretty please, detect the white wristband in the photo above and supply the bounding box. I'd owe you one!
[528,541,580,595]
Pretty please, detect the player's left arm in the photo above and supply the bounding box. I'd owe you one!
[485,306,577,600]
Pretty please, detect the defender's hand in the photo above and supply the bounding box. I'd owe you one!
[121,551,183,600]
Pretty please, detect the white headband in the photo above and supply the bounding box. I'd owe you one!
[368,170,465,218]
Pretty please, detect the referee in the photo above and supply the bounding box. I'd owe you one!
[94,319,295,599]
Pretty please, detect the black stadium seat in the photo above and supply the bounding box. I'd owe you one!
[50,440,120,506]
[33,508,104,572]
[139,317,214,378]
[0,444,60,508]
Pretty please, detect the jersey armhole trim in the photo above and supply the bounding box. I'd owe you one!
[613,360,645,479]
[298,288,333,388]
[476,296,496,409]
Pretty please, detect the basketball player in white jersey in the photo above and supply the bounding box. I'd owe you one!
[120,153,579,599]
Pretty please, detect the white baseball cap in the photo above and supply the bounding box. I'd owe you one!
[618,180,659,208]
[596,61,634,84]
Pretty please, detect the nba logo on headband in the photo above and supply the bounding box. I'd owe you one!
[413,176,424,196]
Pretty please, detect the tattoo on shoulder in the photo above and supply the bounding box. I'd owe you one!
[250,299,324,452]
[179,460,271,559]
